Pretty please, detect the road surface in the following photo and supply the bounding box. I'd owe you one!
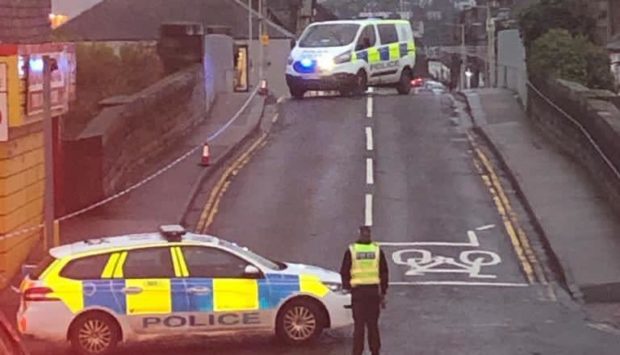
[28,90,620,354]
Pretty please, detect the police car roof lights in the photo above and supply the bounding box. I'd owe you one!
[159,224,186,242]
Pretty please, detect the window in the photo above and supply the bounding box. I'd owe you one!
[356,25,376,51]
[60,254,109,280]
[299,24,360,48]
[378,24,399,44]
[181,246,256,278]
[123,247,175,279]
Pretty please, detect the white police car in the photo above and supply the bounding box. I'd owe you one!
[17,225,352,355]
[286,19,416,98]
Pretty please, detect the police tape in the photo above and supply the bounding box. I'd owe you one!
[0,86,261,243]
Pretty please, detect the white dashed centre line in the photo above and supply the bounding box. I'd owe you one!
[366,94,373,118]
[365,193,373,226]
[366,158,374,185]
[366,126,374,151]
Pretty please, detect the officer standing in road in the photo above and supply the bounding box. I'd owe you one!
[340,226,389,355]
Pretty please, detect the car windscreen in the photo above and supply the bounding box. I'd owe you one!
[218,240,283,270]
[299,24,360,48]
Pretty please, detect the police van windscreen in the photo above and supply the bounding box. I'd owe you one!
[299,24,360,48]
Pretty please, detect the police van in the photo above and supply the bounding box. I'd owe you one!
[286,19,416,98]
[17,226,352,355]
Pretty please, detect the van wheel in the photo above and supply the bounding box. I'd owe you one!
[276,299,324,345]
[352,70,368,96]
[397,68,412,95]
[290,87,306,99]
[69,312,120,355]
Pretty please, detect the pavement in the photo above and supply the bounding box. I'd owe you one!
[462,88,620,303]
[0,91,267,353]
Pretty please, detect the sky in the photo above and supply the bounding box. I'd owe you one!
[52,0,102,18]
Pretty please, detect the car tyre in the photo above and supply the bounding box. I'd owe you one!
[396,68,412,95]
[276,299,325,345]
[290,87,306,100]
[352,70,368,96]
[69,312,121,355]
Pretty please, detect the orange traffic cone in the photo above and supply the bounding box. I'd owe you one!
[201,142,210,166]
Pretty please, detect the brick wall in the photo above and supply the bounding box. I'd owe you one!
[0,0,51,43]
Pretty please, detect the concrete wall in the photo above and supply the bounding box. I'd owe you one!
[204,35,234,107]
[238,39,290,98]
[528,78,620,214]
[497,29,527,105]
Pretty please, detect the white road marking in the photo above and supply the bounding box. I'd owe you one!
[366,158,374,185]
[366,95,373,118]
[389,281,529,287]
[379,230,480,247]
[476,224,496,231]
[365,126,374,151]
[272,114,279,123]
[277,96,285,104]
[392,248,501,279]
[365,193,373,226]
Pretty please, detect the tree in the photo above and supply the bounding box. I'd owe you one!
[528,29,614,90]
[518,0,596,49]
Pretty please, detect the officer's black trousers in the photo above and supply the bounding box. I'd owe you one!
[351,291,381,355]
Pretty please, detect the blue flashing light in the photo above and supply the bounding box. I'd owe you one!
[300,58,313,68]
[29,57,44,73]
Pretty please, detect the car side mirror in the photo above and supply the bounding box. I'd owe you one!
[244,265,261,277]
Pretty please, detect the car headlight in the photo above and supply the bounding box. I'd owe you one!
[316,56,335,71]
[333,51,352,64]
[323,281,343,292]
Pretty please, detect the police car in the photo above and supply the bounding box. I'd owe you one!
[17,225,352,355]
[286,19,416,98]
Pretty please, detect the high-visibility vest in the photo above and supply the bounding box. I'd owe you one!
[350,242,380,286]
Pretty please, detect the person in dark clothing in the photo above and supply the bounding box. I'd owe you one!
[340,226,389,355]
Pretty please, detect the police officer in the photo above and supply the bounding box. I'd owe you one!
[340,226,389,355]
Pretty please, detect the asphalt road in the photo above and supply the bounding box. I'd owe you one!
[27,91,620,354]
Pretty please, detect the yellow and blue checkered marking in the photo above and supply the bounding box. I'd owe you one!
[79,274,323,315]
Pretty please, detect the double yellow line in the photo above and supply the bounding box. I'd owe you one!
[467,132,551,290]
[195,132,269,233]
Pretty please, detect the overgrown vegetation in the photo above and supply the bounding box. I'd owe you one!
[64,43,164,137]
[528,29,614,90]
[519,0,614,91]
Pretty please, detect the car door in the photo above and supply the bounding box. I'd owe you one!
[114,247,179,334]
[354,25,378,83]
[376,23,401,83]
[177,246,270,331]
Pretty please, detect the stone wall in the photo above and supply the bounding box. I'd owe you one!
[528,78,620,214]
[0,0,50,43]
[77,64,206,196]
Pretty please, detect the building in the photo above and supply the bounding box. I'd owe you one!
[0,0,51,43]
[0,0,53,288]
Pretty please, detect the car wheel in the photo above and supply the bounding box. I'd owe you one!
[397,68,412,95]
[276,299,324,345]
[69,312,120,355]
[290,87,306,100]
[352,70,368,96]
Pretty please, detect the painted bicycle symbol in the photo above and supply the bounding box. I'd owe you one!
[386,230,502,279]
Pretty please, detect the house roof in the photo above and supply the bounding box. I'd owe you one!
[54,0,295,41]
